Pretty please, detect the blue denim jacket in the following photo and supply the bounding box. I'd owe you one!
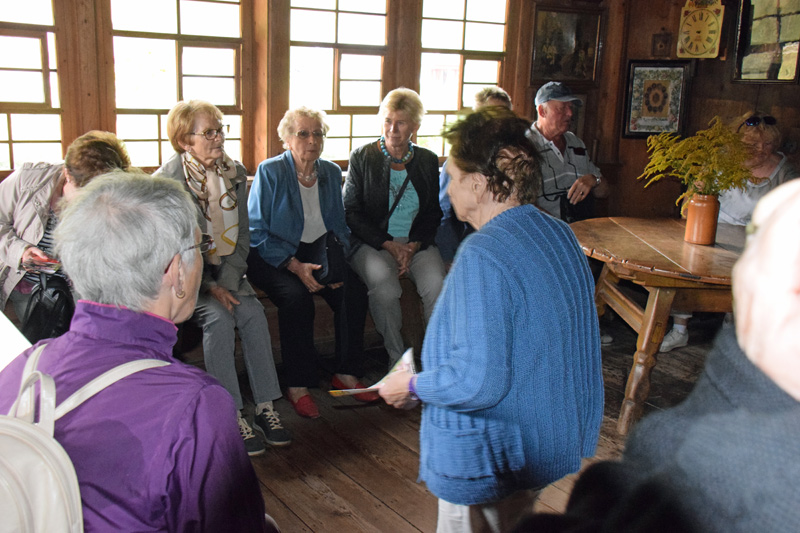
[248,150,350,268]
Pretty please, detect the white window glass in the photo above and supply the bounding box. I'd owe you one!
[0,115,7,140]
[110,0,177,34]
[464,59,499,82]
[125,141,160,167]
[291,0,336,8]
[418,114,445,136]
[0,72,46,103]
[47,33,57,70]
[13,143,62,164]
[0,143,10,170]
[114,37,177,109]
[183,48,236,75]
[161,140,174,159]
[10,114,60,141]
[182,77,236,105]
[416,135,444,157]
[324,114,350,136]
[117,115,159,140]
[224,139,241,162]
[226,115,242,138]
[352,115,379,136]
[339,0,386,14]
[421,20,464,50]
[160,115,170,139]
[423,0,465,20]
[340,81,381,106]
[465,22,504,52]
[463,83,494,107]
[420,53,460,111]
[340,54,382,79]
[338,13,386,46]
[0,36,41,69]
[291,9,336,43]
[0,0,54,25]
[321,137,350,161]
[289,47,333,109]
[180,1,240,38]
[466,0,506,23]
[49,73,60,108]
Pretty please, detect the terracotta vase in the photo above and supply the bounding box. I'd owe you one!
[684,194,720,245]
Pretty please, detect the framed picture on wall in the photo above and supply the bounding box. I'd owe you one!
[531,4,603,85]
[733,0,800,82]
[623,60,692,138]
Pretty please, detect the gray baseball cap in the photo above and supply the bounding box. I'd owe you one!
[535,81,582,106]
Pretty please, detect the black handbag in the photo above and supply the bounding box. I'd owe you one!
[20,273,75,343]
[296,231,347,285]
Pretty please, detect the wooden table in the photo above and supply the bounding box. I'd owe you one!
[570,217,745,435]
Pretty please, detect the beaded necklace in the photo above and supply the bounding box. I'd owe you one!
[380,137,414,165]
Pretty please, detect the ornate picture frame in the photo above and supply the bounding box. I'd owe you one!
[623,60,692,138]
[530,4,603,85]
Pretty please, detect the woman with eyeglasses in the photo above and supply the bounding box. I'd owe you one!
[660,110,799,353]
[156,100,291,455]
[247,106,377,419]
[343,88,446,367]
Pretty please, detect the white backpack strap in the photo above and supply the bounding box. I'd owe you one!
[55,359,170,421]
[9,344,49,422]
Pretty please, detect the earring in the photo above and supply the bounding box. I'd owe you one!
[175,288,186,299]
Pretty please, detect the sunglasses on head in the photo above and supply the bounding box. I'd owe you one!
[742,115,777,128]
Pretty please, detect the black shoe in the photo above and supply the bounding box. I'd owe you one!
[254,406,292,447]
[238,412,266,456]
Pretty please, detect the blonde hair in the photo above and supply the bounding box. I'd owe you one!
[379,88,424,126]
[166,100,224,153]
[731,110,781,149]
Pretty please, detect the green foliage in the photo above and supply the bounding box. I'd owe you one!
[638,116,753,209]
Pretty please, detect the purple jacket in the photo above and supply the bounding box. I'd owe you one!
[0,301,268,532]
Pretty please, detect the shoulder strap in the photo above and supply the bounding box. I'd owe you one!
[383,172,412,226]
[54,359,170,420]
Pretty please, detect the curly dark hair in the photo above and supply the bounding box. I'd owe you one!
[64,131,131,186]
[442,107,541,205]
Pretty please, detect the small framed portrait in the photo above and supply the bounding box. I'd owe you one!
[623,60,692,138]
[531,4,604,85]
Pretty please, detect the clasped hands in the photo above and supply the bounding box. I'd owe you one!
[383,240,420,276]
[287,257,343,293]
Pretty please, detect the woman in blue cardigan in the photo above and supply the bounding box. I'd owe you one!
[381,107,604,532]
[247,107,379,419]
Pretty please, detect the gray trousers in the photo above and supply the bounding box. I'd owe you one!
[192,291,281,410]
[350,243,445,363]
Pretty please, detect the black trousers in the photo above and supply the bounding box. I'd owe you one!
[246,249,365,387]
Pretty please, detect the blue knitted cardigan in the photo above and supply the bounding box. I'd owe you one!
[415,204,604,505]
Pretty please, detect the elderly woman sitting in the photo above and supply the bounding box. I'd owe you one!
[155,99,290,455]
[344,88,445,365]
[247,106,378,420]
[0,131,130,341]
[380,107,603,531]
[0,173,274,531]
[660,110,800,352]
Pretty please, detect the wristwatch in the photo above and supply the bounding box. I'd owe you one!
[594,175,602,186]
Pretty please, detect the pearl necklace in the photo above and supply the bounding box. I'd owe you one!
[297,169,317,185]
[380,137,413,165]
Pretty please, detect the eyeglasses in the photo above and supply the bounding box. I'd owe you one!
[294,130,326,139]
[190,125,230,141]
[182,234,215,255]
[741,115,777,128]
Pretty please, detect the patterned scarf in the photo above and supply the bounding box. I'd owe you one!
[181,151,241,264]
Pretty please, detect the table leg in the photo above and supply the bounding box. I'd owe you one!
[594,265,613,318]
[617,286,675,435]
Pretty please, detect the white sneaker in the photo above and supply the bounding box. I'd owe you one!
[600,331,614,346]
[659,328,689,352]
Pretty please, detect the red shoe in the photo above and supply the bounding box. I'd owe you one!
[288,394,320,419]
[331,376,381,403]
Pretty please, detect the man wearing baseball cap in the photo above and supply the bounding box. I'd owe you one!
[527,81,609,222]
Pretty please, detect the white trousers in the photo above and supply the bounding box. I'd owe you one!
[436,489,541,533]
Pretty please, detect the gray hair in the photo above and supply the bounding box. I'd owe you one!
[277,106,330,150]
[54,171,199,312]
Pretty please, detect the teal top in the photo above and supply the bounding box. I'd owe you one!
[387,168,419,238]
